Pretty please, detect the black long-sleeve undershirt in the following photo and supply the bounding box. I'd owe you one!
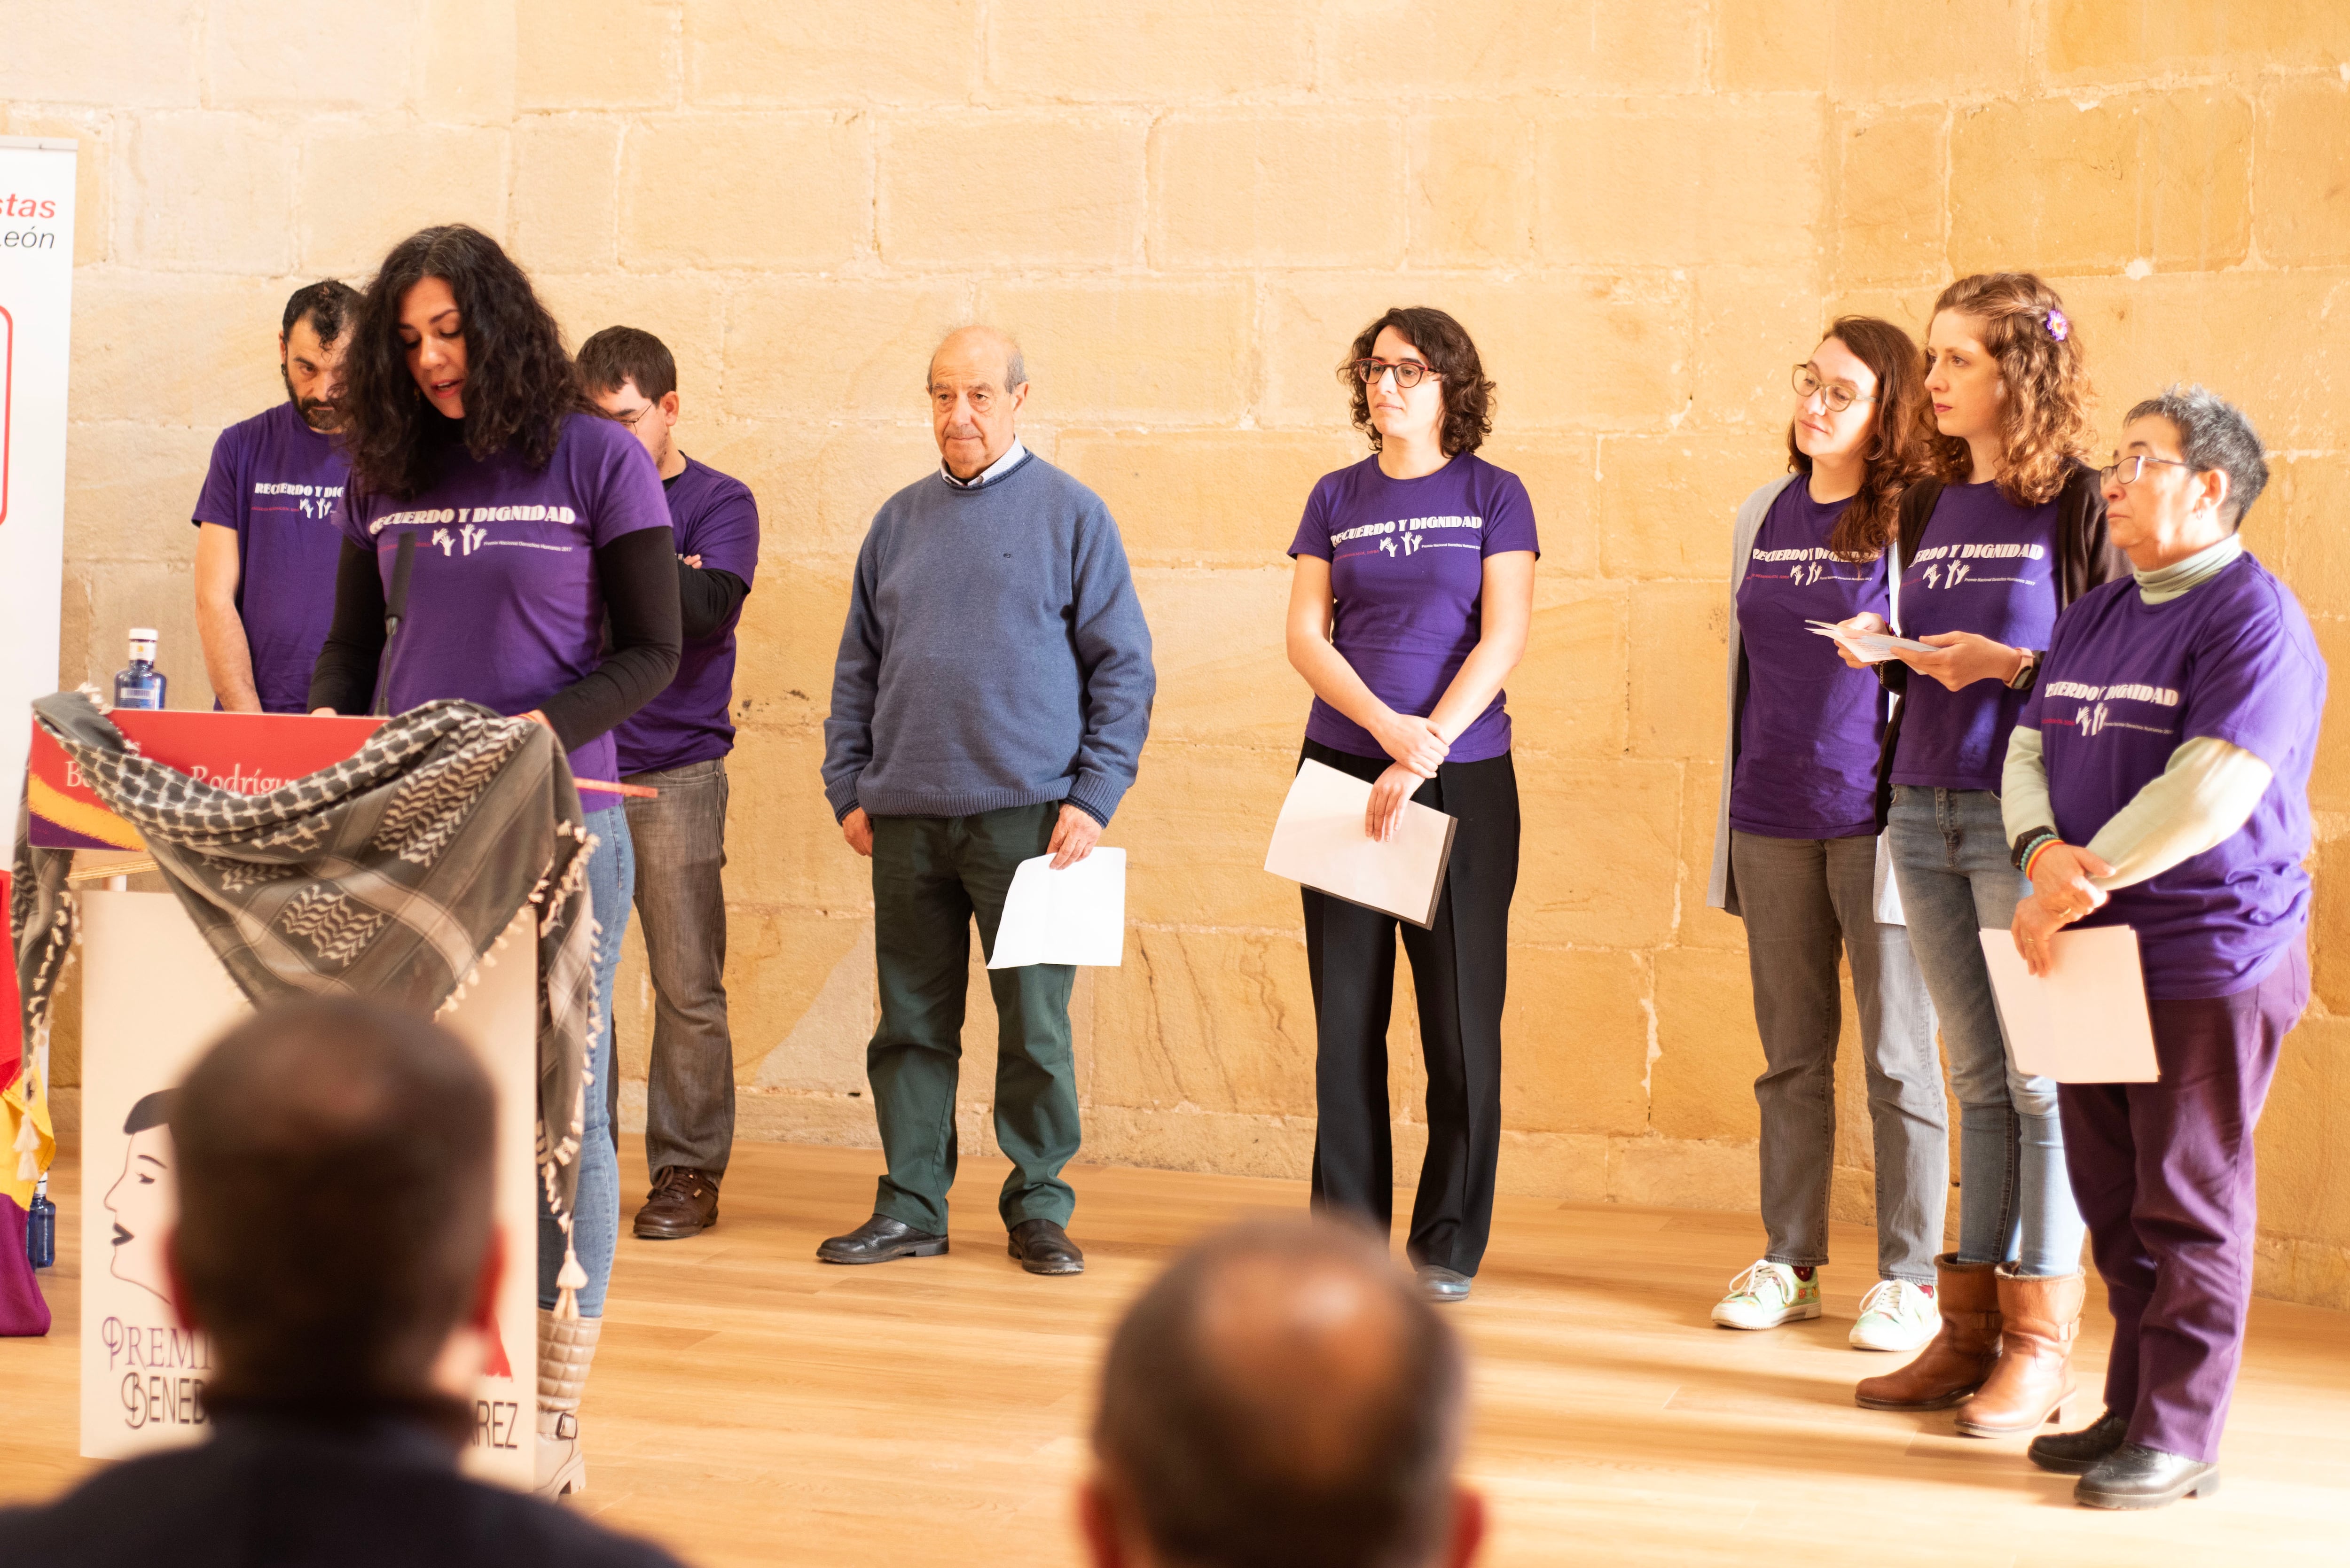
[677,559,748,640]
[307,529,683,754]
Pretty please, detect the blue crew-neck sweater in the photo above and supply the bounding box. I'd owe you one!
[822,453,1156,826]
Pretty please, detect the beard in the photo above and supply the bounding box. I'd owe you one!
[284,366,341,432]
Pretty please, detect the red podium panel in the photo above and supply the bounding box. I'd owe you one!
[25,710,382,850]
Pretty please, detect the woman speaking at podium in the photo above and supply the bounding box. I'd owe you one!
[307,224,681,1498]
[2000,387,2323,1510]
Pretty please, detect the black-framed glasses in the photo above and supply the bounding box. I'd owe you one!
[2099,454,2198,486]
[1352,358,1440,389]
[1792,365,1872,413]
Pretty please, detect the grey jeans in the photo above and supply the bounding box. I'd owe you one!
[622,757,737,1178]
[1731,829,1948,1284]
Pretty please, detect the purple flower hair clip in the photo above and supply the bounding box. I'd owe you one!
[2044,306,2070,343]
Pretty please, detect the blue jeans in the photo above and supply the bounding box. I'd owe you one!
[1888,785,2086,1277]
[538,804,634,1317]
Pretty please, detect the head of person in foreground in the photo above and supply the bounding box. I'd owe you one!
[1082,1218,1484,1568]
[167,998,501,1424]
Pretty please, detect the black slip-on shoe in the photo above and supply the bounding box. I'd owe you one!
[816,1214,949,1265]
[2029,1411,2130,1475]
[2075,1443,2218,1510]
[1008,1217,1084,1276]
[1418,1265,1472,1303]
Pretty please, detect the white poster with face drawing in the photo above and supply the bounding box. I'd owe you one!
[79,892,540,1489]
[0,139,75,850]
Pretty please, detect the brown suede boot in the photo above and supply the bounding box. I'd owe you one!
[1954,1265,2084,1437]
[1855,1255,2000,1411]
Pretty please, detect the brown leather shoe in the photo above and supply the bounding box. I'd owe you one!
[1855,1254,2000,1411]
[632,1166,720,1240]
[1954,1265,2084,1436]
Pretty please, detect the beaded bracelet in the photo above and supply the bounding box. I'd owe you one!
[2021,837,2065,883]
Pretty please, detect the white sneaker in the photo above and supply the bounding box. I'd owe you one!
[1711,1260,1821,1329]
[1849,1278,1940,1351]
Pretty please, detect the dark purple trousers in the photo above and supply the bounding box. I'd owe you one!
[2057,936,2308,1464]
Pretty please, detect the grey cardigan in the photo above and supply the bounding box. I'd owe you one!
[1705,476,1906,925]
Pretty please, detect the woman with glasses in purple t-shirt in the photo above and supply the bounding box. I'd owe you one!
[1283,307,1537,1305]
[1846,273,2123,1434]
[2003,387,2322,1509]
[1703,316,1949,1355]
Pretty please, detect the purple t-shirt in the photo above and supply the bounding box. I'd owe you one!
[1731,482,1890,840]
[1287,454,1539,763]
[191,401,351,713]
[335,413,671,789]
[1891,481,2062,791]
[2022,553,2326,1000]
[614,456,761,777]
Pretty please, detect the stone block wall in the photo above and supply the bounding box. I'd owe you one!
[18,0,2350,1305]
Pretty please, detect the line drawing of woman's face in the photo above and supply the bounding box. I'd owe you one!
[102,1091,177,1305]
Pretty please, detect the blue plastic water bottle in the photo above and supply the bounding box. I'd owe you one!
[113,627,167,710]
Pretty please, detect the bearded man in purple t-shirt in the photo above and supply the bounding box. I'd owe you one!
[579,327,760,1244]
[2003,387,2325,1511]
[191,280,360,713]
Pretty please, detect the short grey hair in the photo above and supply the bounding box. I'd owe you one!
[2124,383,2270,527]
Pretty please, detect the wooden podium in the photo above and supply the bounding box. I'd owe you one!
[30,710,541,1488]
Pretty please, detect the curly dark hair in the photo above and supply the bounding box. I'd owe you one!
[1919,272,2092,507]
[1340,307,1495,458]
[1786,315,1931,562]
[337,225,592,501]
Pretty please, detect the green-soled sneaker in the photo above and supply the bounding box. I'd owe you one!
[1711,1260,1822,1330]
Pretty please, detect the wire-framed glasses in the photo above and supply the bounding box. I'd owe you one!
[1792,365,1872,413]
[2098,454,2198,486]
[1352,359,1440,389]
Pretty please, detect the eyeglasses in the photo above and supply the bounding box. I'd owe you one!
[1352,359,1441,390]
[610,405,651,427]
[2098,454,2198,486]
[1792,365,1872,413]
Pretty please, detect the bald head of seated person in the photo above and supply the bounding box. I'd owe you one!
[0,1001,683,1568]
[1081,1219,1486,1568]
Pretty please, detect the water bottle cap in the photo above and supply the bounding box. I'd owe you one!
[129,627,158,640]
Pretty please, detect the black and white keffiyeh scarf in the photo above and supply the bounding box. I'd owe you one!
[9,692,604,1314]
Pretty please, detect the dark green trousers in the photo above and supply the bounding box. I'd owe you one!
[868,802,1079,1233]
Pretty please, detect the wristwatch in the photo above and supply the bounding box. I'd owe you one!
[2006,647,2039,692]
[2012,827,2060,871]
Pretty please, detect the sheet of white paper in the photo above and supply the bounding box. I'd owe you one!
[1805,621,1936,663]
[987,848,1127,968]
[1978,926,2160,1084]
[1262,759,1457,928]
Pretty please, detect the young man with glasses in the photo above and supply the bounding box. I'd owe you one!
[579,327,760,1243]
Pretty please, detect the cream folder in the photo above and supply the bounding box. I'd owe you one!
[1977,925,2160,1084]
[1263,759,1458,929]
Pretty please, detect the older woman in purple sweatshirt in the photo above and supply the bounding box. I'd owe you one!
[818,326,1156,1279]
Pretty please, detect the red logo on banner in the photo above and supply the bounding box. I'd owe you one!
[25,710,384,850]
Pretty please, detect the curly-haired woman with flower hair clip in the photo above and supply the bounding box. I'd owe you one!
[1836,273,2126,1433]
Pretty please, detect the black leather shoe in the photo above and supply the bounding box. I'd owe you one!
[1008,1218,1084,1276]
[633,1166,720,1240]
[2029,1410,2130,1474]
[2076,1443,2218,1510]
[1417,1265,1472,1303]
[816,1214,948,1265]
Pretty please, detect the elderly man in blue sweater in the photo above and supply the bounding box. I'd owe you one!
[819,326,1156,1277]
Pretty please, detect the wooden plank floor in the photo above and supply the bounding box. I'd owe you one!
[6,1141,2349,1565]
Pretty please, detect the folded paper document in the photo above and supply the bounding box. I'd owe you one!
[1263,759,1457,929]
[1977,926,2159,1084]
[987,848,1127,969]
[1806,620,1937,664]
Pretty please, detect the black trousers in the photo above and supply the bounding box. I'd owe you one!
[1301,739,1520,1276]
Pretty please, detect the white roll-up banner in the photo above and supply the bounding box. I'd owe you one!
[0,138,76,847]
